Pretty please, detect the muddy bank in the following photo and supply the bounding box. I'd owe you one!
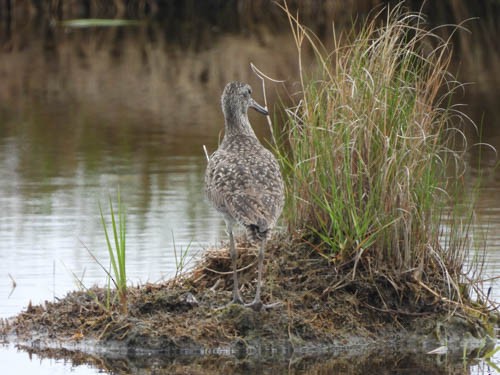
[0,237,496,366]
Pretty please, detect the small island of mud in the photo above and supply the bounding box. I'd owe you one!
[1,236,496,364]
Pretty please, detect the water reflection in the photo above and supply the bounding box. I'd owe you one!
[5,344,497,375]
[0,2,499,374]
[0,343,98,375]
[0,151,222,318]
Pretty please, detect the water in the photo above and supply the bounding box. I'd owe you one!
[0,3,499,374]
[0,151,220,318]
[0,343,99,375]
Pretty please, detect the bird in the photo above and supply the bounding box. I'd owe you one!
[205,81,284,311]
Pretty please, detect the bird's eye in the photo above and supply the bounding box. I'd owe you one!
[247,88,252,96]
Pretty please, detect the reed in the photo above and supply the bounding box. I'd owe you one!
[171,232,193,282]
[276,2,480,302]
[99,192,128,314]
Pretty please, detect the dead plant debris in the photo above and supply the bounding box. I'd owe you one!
[1,235,494,354]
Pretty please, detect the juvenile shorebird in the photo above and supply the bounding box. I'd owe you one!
[205,81,284,311]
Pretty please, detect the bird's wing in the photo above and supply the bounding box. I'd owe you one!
[225,189,280,231]
[205,147,284,230]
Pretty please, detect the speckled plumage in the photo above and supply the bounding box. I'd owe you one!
[206,133,284,242]
[205,81,284,310]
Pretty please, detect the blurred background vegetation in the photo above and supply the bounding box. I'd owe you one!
[1,0,497,127]
[0,0,498,205]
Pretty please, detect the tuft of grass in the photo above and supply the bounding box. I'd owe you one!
[276,2,484,307]
[99,192,128,314]
[171,231,193,283]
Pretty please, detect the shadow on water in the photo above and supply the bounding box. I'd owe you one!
[0,1,499,374]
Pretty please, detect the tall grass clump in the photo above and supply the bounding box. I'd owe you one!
[278,3,480,304]
[99,193,128,314]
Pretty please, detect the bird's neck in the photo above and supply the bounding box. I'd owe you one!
[223,112,257,139]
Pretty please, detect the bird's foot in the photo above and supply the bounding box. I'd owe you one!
[244,299,282,312]
[216,294,245,310]
[232,295,245,305]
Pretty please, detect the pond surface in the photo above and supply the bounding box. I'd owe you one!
[0,3,499,374]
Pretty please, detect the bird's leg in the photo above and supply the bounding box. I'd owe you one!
[245,238,281,311]
[228,227,244,305]
[254,238,265,303]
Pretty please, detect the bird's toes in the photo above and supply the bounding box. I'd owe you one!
[262,301,282,310]
[232,297,245,305]
[244,300,263,312]
[245,299,283,312]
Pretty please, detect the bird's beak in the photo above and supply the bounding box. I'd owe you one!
[249,99,269,116]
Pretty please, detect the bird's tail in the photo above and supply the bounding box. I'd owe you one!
[246,222,270,243]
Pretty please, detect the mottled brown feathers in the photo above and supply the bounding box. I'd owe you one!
[205,82,284,243]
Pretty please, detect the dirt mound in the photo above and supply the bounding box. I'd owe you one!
[1,236,495,356]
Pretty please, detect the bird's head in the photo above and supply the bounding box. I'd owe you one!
[221,81,268,120]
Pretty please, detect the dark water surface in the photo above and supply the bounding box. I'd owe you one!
[0,4,499,374]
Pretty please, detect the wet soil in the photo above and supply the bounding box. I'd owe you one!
[0,236,496,370]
